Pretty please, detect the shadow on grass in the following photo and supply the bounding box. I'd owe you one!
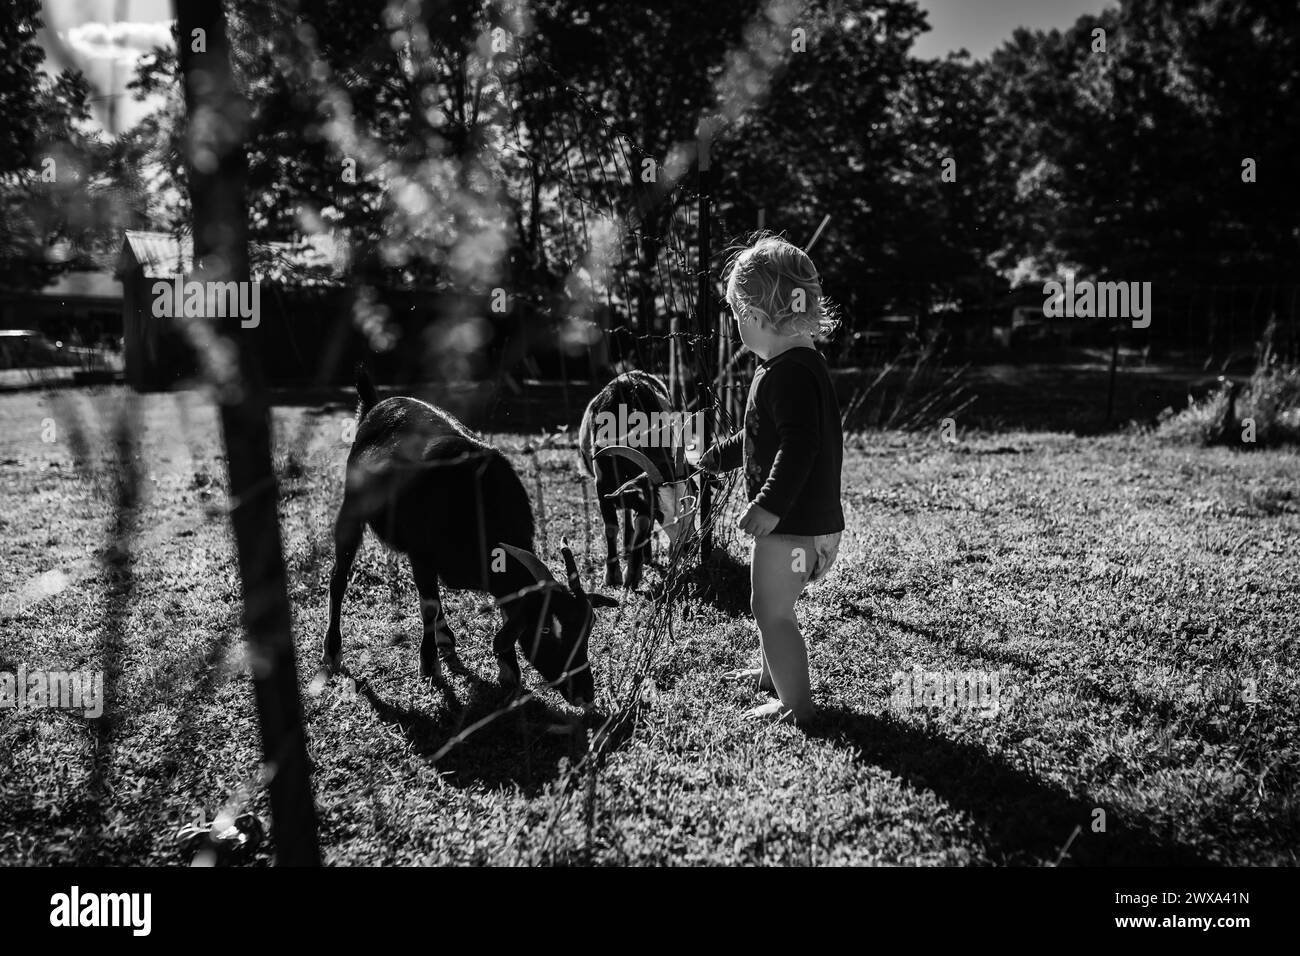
[687,546,752,618]
[868,611,1046,673]
[78,398,141,865]
[2,394,256,865]
[352,668,591,793]
[806,704,1210,866]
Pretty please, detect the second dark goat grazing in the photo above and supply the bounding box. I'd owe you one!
[578,371,699,590]
[321,367,617,705]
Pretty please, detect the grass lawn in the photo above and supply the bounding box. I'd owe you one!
[1,386,1297,865]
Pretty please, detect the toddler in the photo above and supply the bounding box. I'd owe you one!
[701,235,844,724]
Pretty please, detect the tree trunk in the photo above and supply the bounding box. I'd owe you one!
[174,0,320,866]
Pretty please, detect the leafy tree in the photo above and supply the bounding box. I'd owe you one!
[867,50,1003,320]
[132,0,525,292]
[711,1,936,325]
[0,0,104,290]
[983,0,1300,289]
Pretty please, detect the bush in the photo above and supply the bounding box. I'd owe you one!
[1244,365,1300,443]
[1158,322,1300,446]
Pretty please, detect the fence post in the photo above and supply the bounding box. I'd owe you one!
[1106,321,1120,425]
[175,0,320,865]
[696,117,716,561]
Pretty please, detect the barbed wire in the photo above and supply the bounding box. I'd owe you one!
[32,8,742,866]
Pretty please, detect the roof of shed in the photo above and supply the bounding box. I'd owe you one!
[119,230,341,286]
[40,270,122,300]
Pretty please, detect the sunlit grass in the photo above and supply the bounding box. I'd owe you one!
[1,387,1297,865]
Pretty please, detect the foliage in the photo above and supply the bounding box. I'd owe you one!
[1158,322,1300,446]
[130,1,524,291]
[840,330,972,432]
[982,0,1300,289]
[0,0,110,290]
[712,1,940,326]
[9,0,1300,353]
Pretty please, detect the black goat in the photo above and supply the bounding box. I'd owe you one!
[321,367,617,706]
[577,371,699,590]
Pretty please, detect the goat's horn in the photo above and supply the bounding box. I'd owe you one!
[605,475,647,498]
[595,444,664,485]
[499,544,558,585]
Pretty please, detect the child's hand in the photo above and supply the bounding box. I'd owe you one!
[738,502,780,536]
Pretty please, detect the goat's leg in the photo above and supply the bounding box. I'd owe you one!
[600,492,622,587]
[641,511,654,566]
[409,554,459,680]
[321,505,363,674]
[493,612,523,690]
[625,507,651,591]
[634,511,653,580]
[622,506,637,589]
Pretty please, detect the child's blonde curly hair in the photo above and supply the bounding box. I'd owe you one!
[723,232,838,338]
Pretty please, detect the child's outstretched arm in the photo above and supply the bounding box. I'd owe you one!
[700,430,743,474]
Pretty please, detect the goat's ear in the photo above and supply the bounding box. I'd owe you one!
[559,537,584,596]
[588,594,620,609]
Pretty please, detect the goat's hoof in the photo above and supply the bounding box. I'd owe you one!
[320,651,342,676]
[419,657,443,682]
[604,564,623,587]
[439,647,469,675]
[497,661,522,689]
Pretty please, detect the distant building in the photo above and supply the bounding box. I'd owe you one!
[114,229,592,393]
[116,230,341,390]
[0,269,123,347]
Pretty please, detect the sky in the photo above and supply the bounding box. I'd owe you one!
[37,0,1115,133]
[38,0,172,133]
[911,0,1113,60]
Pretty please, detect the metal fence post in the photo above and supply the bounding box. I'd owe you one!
[696,117,716,561]
[175,0,320,866]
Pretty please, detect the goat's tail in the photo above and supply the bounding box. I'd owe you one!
[355,362,380,421]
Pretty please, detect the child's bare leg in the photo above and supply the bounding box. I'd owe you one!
[746,534,814,722]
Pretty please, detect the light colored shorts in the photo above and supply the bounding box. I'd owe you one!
[809,531,842,583]
[752,531,842,590]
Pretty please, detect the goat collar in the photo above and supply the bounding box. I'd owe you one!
[595,444,689,486]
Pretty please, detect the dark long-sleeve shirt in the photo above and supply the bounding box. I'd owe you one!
[711,346,844,536]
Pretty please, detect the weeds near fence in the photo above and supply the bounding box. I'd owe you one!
[1158,319,1300,447]
[519,460,744,866]
[840,330,973,434]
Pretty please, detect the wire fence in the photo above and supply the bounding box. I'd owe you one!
[25,4,761,865]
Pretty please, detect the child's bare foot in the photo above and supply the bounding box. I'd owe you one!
[723,667,775,692]
[741,700,814,724]
[742,700,787,720]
